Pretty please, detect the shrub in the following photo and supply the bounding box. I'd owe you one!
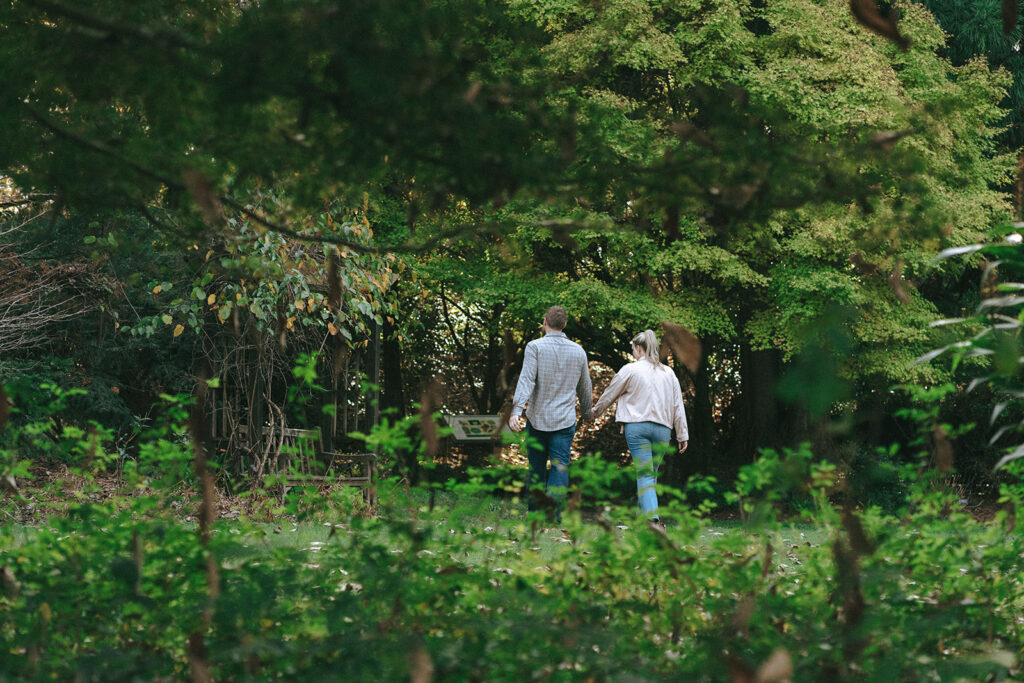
[2,391,1023,680]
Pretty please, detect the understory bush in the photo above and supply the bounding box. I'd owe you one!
[3,400,1024,682]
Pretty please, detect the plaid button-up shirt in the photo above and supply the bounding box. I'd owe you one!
[512,332,593,431]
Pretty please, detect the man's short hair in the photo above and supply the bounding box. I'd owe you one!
[544,305,567,331]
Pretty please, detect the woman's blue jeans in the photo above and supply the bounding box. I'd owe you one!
[525,420,575,521]
[623,421,671,518]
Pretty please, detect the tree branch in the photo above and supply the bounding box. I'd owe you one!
[20,0,198,50]
[440,285,482,410]
[0,196,51,209]
[26,104,186,191]
[24,104,613,253]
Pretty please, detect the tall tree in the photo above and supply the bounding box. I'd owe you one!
[0,0,1014,481]
[402,0,1013,477]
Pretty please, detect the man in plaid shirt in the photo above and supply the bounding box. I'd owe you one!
[509,305,593,521]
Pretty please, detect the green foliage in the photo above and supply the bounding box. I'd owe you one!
[727,443,837,521]
[397,0,1014,466]
[925,234,1024,473]
[1,0,1018,476]
[922,0,1024,149]
[4,400,1024,680]
[122,209,395,345]
[0,0,569,219]
[133,393,196,488]
[1,212,195,439]
[1,380,94,465]
[3,1,1024,674]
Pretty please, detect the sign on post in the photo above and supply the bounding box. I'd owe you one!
[445,415,508,442]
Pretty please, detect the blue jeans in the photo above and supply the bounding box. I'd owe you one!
[623,421,672,519]
[525,421,575,520]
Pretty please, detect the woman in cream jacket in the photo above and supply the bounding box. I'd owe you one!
[593,330,689,524]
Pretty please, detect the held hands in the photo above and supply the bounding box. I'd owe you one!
[508,415,524,432]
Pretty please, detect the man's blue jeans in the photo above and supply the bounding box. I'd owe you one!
[525,421,575,520]
[623,421,672,519]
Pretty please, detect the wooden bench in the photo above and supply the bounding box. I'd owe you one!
[253,427,376,505]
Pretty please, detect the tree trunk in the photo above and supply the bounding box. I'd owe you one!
[320,343,338,453]
[483,306,505,413]
[667,356,716,487]
[381,316,406,417]
[720,345,782,476]
[365,318,381,429]
[250,344,267,472]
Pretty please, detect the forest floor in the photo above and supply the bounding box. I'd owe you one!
[5,472,830,567]
[5,455,1001,527]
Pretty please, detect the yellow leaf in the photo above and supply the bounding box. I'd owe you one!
[295,300,305,312]
[328,322,339,336]
[152,285,162,294]
[161,314,172,325]
[207,293,216,305]
[286,317,295,331]
[205,250,214,262]
[173,324,184,338]
[235,292,242,301]
[307,297,314,309]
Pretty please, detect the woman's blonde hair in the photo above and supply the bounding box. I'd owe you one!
[632,329,664,368]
